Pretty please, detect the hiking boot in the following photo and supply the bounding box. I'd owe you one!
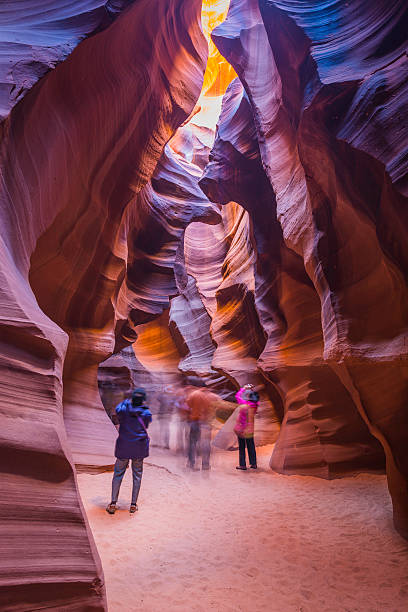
[106,503,117,515]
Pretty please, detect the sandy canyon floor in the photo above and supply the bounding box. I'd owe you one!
[78,446,408,612]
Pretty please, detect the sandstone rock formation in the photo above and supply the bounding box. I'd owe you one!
[1,1,407,608]
[94,0,407,537]
[98,345,166,435]
[0,0,135,120]
[0,0,208,608]
[202,0,407,537]
[200,76,385,473]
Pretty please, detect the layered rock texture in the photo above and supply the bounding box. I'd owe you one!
[0,0,209,608]
[0,0,137,120]
[199,0,407,537]
[1,0,407,607]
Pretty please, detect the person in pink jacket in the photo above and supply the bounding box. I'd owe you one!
[233,384,259,470]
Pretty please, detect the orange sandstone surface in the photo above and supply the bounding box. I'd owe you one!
[0,0,407,609]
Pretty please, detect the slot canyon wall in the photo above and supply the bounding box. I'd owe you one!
[201,0,407,535]
[0,0,210,608]
[0,0,407,609]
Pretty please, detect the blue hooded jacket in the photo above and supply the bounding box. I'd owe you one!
[114,399,152,460]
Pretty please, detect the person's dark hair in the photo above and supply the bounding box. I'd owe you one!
[248,390,260,403]
[132,388,146,406]
[242,384,259,403]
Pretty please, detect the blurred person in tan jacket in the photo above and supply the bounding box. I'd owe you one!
[185,377,229,470]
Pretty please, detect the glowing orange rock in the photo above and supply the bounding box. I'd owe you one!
[0,0,208,608]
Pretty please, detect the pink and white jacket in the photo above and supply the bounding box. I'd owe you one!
[233,387,258,438]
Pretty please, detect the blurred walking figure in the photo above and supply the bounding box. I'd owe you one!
[158,385,174,449]
[106,388,152,514]
[185,378,220,470]
[234,384,259,470]
[175,386,190,455]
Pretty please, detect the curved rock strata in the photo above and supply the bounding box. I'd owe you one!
[0,0,207,608]
[206,0,408,536]
[0,0,135,120]
[201,77,385,474]
[1,10,407,612]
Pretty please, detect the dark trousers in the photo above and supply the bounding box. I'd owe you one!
[238,436,257,468]
[188,421,201,468]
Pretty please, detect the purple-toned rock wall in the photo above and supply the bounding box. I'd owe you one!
[0,1,207,608]
[200,0,407,537]
[0,2,407,606]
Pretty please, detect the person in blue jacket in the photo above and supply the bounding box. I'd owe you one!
[106,388,152,515]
